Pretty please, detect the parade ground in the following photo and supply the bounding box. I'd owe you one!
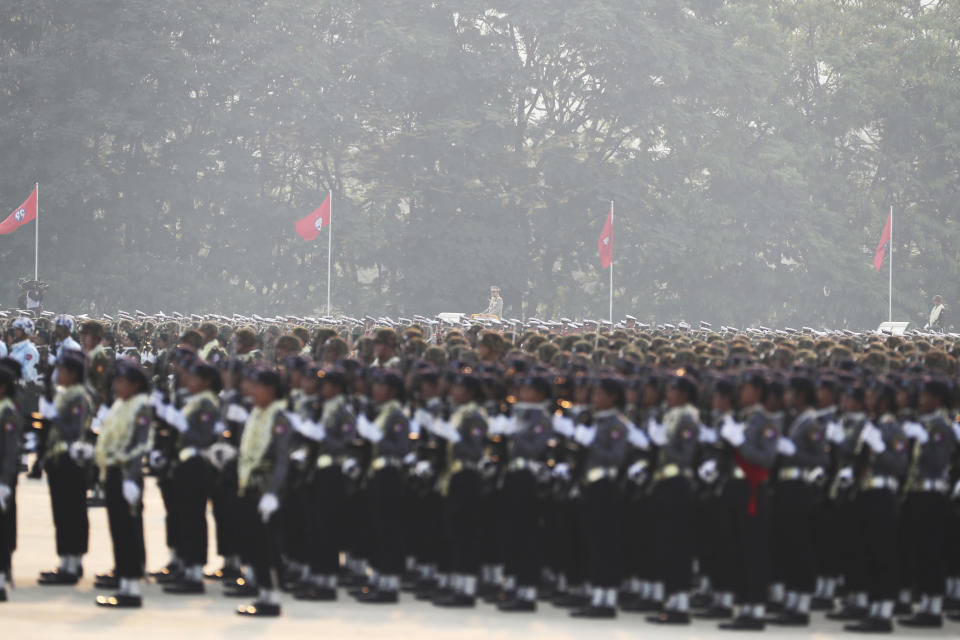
[1,476,953,640]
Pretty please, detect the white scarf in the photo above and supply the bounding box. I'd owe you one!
[238,400,285,492]
[95,393,149,480]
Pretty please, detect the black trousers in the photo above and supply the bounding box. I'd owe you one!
[727,478,770,603]
[855,489,898,601]
[239,491,282,590]
[211,461,242,558]
[502,469,540,586]
[443,469,483,575]
[307,467,345,575]
[650,476,694,593]
[580,478,624,588]
[623,488,654,581]
[697,490,724,588]
[283,472,310,565]
[368,466,405,576]
[0,486,14,574]
[104,468,145,579]
[901,491,947,595]
[772,480,816,593]
[46,454,89,556]
[158,475,179,554]
[172,457,209,566]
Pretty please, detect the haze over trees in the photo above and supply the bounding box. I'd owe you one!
[0,0,957,328]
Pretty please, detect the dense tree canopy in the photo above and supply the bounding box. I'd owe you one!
[0,0,957,328]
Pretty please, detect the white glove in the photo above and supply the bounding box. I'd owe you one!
[434,419,460,443]
[952,478,960,500]
[342,457,361,479]
[626,459,649,485]
[289,447,309,463]
[699,426,718,444]
[149,390,165,408]
[902,422,928,444]
[626,422,650,450]
[413,408,434,434]
[552,414,575,438]
[805,467,826,485]
[205,442,237,470]
[835,466,854,489]
[165,406,188,433]
[257,493,279,523]
[647,418,667,447]
[553,462,571,480]
[403,452,418,467]
[68,441,95,464]
[148,450,167,471]
[698,459,719,483]
[39,396,58,419]
[573,424,597,446]
[825,421,845,444]
[720,416,745,447]
[413,460,434,478]
[91,404,110,433]
[859,422,886,453]
[777,437,797,457]
[122,480,141,506]
[0,484,10,512]
[226,404,250,423]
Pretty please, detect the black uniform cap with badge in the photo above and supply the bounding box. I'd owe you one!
[114,359,150,394]
[56,350,86,380]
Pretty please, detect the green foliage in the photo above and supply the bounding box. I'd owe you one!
[0,0,956,328]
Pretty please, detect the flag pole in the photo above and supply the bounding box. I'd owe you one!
[34,182,39,281]
[326,190,333,316]
[609,200,614,324]
[888,204,893,322]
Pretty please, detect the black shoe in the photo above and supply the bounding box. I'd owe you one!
[433,592,476,608]
[151,566,183,584]
[223,579,258,598]
[349,583,373,598]
[95,593,142,608]
[827,606,869,621]
[497,597,536,612]
[571,605,617,618]
[694,605,734,619]
[719,615,766,631]
[38,569,80,586]
[845,617,894,633]
[812,596,835,611]
[646,610,691,625]
[554,592,590,609]
[163,580,204,594]
[623,598,661,613]
[355,588,399,603]
[897,612,942,628]
[0,587,6,602]
[205,565,241,581]
[237,601,281,617]
[293,586,337,601]
[94,573,119,590]
[768,610,810,626]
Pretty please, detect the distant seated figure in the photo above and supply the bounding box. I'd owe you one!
[929,295,946,331]
[484,286,503,318]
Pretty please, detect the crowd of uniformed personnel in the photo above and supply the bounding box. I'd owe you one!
[0,310,958,632]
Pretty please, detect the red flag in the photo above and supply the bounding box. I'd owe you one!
[873,212,891,271]
[295,193,331,242]
[597,207,613,269]
[0,187,37,235]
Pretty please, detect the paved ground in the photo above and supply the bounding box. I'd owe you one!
[3,475,956,639]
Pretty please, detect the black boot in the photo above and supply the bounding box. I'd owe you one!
[844,617,893,633]
[571,605,617,618]
[95,593,142,608]
[497,597,537,612]
[827,605,869,621]
[38,569,80,586]
[163,580,205,594]
[237,601,281,617]
[433,592,477,608]
[694,605,734,619]
[646,610,691,624]
[355,587,399,603]
[897,612,942,628]
[719,615,766,631]
[767,610,810,626]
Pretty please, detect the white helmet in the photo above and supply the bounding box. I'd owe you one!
[12,317,35,335]
[55,314,76,333]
